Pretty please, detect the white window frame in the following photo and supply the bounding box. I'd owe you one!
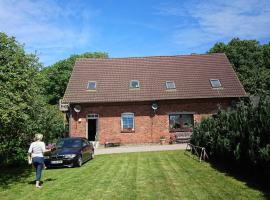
[130,80,140,89]
[87,81,97,90]
[165,81,176,89]
[121,112,135,131]
[210,79,222,88]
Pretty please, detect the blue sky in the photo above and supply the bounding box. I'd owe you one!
[1,0,270,66]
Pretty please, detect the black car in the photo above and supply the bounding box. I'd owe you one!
[44,137,94,168]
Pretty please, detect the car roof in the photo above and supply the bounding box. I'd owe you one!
[61,137,87,140]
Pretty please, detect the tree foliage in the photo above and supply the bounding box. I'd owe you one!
[41,52,108,105]
[0,32,108,165]
[191,96,270,178]
[209,38,270,95]
[0,32,41,164]
[0,32,65,165]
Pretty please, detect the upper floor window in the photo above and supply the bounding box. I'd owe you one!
[121,113,134,131]
[210,79,222,88]
[130,80,140,89]
[87,81,96,90]
[169,113,194,131]
[166,81,176,90]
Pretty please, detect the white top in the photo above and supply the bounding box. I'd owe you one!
[28,141,46,158]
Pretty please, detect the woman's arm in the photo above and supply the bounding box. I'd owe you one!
[27,153,32,164]
[27,143,33,165]
[42,142,51,153]
[28,143,33,154]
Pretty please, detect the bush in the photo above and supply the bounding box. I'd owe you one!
[191,96,270,177]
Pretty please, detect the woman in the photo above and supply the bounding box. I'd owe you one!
[28,134,48,188]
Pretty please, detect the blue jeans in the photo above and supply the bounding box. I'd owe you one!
[32,157,44,181]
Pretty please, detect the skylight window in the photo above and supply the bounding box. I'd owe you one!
[87,81,96,90]
[166,81,176,89]
[210,79,222,88]
[130,80,140,89]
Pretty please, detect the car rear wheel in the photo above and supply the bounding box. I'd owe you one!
[77,155,82,167]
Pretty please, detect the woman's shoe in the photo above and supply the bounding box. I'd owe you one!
[35,181,42,188]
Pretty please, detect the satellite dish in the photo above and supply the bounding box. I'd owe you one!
[74,105,82,113]
[152,102,158,111]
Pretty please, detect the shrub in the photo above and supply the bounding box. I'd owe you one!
[191,96,270,177]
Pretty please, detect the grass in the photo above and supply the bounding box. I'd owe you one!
[0,150,268,200]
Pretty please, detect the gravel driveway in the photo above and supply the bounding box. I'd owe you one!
[95,143,187,155]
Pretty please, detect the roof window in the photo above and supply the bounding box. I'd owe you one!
[130,80,140,89]
[210,79,222,88]
[166,81,176,89]
[87,81,96,90]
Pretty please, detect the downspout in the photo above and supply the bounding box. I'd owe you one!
[69,105,72,136]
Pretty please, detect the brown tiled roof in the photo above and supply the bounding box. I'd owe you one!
[63,53,247,103]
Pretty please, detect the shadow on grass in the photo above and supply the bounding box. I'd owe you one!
[209,160,270,200]
[28,178,57,185]
[0,165,34,189]
[0,165,58,189]
[184,151,270,199]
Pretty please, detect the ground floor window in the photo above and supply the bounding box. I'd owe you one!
[121,113,134,132]
[169,113,194,131]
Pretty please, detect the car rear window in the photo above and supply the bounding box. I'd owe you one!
[57,138,82,148]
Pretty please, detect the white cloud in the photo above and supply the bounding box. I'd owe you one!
[156,0,270,48]
[172,28,213,49]
[192,0,270,38]
[0,0,98,65]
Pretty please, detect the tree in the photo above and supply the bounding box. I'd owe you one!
[0,32,43,164]
[0,32,68,165]
[208,38,270,95]
[0,33,109,165]
[262,42,270,69]
[41,52,108,105]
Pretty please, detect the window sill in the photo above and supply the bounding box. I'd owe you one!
[169,128,193,132]
[121,129,135,133]
[166,89,177,91]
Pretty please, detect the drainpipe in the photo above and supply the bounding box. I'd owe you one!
[151,101,159,143]
[69,106,72,136]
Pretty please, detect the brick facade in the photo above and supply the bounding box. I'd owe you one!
[69,98,232,145]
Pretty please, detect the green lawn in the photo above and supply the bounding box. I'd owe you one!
[0,150,268,200]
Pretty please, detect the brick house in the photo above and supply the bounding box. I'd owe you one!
[62,53,247,145]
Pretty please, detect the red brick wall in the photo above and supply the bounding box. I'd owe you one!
[69,98,232,144]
